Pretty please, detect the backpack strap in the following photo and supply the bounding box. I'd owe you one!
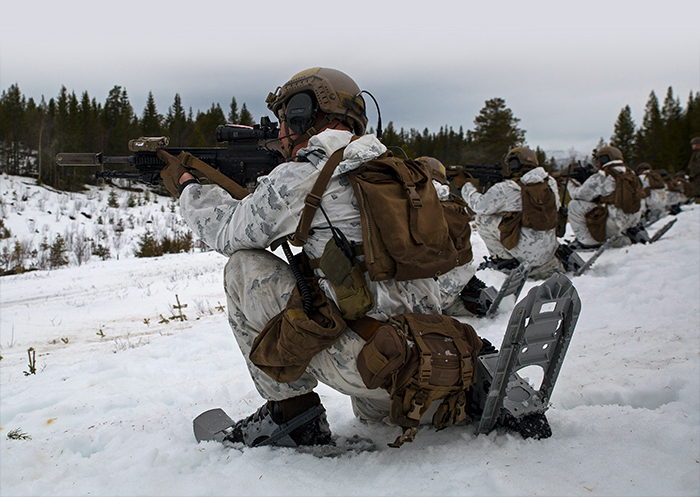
[287,147,346,247]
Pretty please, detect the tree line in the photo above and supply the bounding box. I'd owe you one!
[1,83,698,192]
[0,84,255,190]
[609,87,699,172]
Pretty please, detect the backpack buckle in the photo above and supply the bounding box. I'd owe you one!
[304,193,322,208]
[405,184,422,208]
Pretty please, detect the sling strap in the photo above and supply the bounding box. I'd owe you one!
[177,151,252,200]
[288,147,347,247]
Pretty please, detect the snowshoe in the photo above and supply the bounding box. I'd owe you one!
[555,242,586,273]
[472,273,581,439]
[194,392,331,448]
[649,218,676,243]
[570,235,625,276]
[460,263,530,318]
[625,223,651,244]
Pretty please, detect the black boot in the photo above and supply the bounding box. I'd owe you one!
[224,392,332,447]
[460,276,490,317]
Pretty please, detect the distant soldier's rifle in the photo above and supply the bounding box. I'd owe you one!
[447,163,504,191]
[55,117,284,196]
[552,162,596,184]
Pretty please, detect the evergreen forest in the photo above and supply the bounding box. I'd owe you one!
[1,83,698,192]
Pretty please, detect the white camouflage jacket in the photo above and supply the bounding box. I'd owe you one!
[461,167,561,214]
[566,161,621,202]
[179,130,469,321]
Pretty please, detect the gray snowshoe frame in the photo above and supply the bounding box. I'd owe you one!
[474,273,581,434]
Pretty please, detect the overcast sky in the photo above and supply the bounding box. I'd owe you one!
[1,0,698,159]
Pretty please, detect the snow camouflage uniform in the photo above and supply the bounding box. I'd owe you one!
[431,178,478,316]
[665,173,691,208]
[460,167,564,279]
[179,130,476,422]
[566,160,642,247]
[638,168,667,223]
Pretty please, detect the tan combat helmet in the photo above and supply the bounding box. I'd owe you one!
[416,156,448,184]
[636,162,652,173]
[594,146,624,166]
[504,146,538,174]
[266,67,367,136]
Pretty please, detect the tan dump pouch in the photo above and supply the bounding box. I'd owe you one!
[585,204,608,243]
[249,277,347,384]
[498,211,523,250]
[356,313,482,445]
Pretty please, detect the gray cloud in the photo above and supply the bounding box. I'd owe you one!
[1,1,698,159]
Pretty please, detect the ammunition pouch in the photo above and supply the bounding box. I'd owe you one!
[356,313,482,447]
[318,238,374,321]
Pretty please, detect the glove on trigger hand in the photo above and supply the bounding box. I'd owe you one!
[157,150,190,197]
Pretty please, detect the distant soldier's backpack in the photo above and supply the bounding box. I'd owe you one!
[599,165,645,214]
[498,179,558,250]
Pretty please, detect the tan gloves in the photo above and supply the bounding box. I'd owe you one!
[157,150,190,197]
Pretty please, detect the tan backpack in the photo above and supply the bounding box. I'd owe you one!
[291,148,471,283]
[499,179,558,250]
[599,165,645,214]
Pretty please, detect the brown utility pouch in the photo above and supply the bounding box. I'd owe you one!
[556,205,568,238]
[249,277,347,384]
[519,180,558,231]
[585,204,608,243]
[356,313,482,447]
[498,211,523,250]
[318,238,374,321]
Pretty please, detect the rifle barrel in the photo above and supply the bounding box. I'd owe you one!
[56,153,132,167]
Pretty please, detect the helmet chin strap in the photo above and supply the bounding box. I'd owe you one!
[279,114,336,159]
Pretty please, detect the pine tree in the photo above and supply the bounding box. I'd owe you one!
[165,94,188,145]
[635,91,664,168]
[228,97,239,124]
[140,91,164,136]
[49,234,69,268]
[660,87,685,171]
[470,98,526,164]
[610,105,636,164]
[239,103,254,126]
[0,84,27,175]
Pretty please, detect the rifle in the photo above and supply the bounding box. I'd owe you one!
[56,117,284,193]
[447,163,504,191]
[553,161,596,184]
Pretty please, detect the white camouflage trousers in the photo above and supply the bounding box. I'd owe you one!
[223,249,391,422]
[568,200,641,246]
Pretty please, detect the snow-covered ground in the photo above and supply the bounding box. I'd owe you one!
[1,175,699,496]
